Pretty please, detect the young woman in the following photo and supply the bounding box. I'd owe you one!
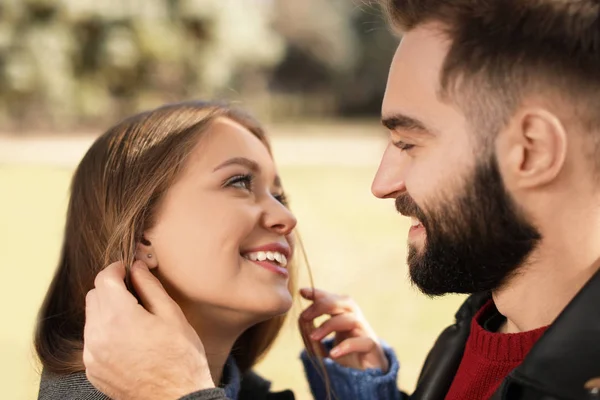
[34,101,399,400]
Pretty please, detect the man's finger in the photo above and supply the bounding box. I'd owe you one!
[94,262,138,310]
[94,261,126,289]
[130,260,182,320]
[84,289,99,347]
[85,288,99,315]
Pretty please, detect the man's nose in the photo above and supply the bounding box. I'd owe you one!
[371,144,407,199]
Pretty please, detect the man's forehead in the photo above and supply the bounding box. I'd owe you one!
[392,28,449,79]
[382,28,450,116]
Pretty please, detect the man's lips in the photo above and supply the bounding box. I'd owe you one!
[410,217,423,227]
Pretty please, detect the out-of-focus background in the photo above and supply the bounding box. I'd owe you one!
[0,1,465,399]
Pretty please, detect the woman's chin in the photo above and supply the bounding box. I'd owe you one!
[258,293,293,317]
[176,288,293,328]
[243,292,293,323]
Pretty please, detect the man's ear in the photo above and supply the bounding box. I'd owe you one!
[135,236,158,269]
[498,108,567,190]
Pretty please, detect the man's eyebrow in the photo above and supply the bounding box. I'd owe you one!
[213,157,260,172]
[381,113,431,133]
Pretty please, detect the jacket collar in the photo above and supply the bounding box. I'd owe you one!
[495,268,600,399]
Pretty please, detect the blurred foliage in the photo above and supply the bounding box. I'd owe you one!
[0,0,396,131]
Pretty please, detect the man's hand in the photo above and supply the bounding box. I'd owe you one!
[299,287,389,372]
[84,261,215,400]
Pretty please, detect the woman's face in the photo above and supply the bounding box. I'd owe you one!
[143,118,297,324]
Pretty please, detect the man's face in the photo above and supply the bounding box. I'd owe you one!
[372,24,541,296]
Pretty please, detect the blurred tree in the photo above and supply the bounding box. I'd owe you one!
[270,0,395,118]
[337,4,397,116]
[0,0,285,130]
[0,0,394,131]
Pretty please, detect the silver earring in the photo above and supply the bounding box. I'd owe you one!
[147,254,152,259]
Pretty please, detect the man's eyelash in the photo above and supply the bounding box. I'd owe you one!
[393,140,415,151]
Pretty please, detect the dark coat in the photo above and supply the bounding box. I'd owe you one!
[408,269,600,400]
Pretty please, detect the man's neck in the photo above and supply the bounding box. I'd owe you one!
[493,224,600,333]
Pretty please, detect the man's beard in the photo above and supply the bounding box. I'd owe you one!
[395,154,542,296]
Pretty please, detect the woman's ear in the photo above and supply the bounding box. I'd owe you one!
[135,236,158,269]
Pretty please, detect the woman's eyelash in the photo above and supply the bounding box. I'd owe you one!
[274,193,288,205]
[225,174,288,205]
[224,174,255,191]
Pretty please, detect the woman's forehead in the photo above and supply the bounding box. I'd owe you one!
[186,117,277,178]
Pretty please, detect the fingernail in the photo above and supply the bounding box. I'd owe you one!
[310,331,320,340]
[330,347,341,357]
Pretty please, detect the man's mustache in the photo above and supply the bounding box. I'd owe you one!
[395,194,427,223]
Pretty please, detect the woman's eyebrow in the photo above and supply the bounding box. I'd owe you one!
[213,157,260,173]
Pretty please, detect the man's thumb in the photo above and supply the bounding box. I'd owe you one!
[130,260,181,320]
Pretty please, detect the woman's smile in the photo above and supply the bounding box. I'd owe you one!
[241,242,292,278]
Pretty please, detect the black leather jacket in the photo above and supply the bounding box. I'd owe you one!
[408,269,600,400]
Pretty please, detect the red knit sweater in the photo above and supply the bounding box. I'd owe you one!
[445,301,548,400]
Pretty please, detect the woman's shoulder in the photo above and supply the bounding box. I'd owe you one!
[239,370,295,400]
[38,370,110,400]
[38,368,294,400]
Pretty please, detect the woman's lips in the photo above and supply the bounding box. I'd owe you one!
[241,243,292,278]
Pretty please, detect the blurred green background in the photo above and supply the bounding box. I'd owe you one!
[0,1,466,399]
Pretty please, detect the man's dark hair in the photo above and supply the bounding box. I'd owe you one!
[382,0,600,166]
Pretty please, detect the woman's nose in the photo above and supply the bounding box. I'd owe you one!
[262,197,297,236]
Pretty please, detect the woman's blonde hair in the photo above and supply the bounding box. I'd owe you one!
[35,100,296,374]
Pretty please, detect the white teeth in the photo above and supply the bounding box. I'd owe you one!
[243,251,289,268]
[411,217,421,227]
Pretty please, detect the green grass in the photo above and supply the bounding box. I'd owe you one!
[0,163,466,400]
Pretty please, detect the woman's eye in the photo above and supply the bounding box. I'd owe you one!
[225,174,254,191]
[273,193,288,205]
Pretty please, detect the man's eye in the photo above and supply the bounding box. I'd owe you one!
[225,174,254,191]
[393,140,415,151]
